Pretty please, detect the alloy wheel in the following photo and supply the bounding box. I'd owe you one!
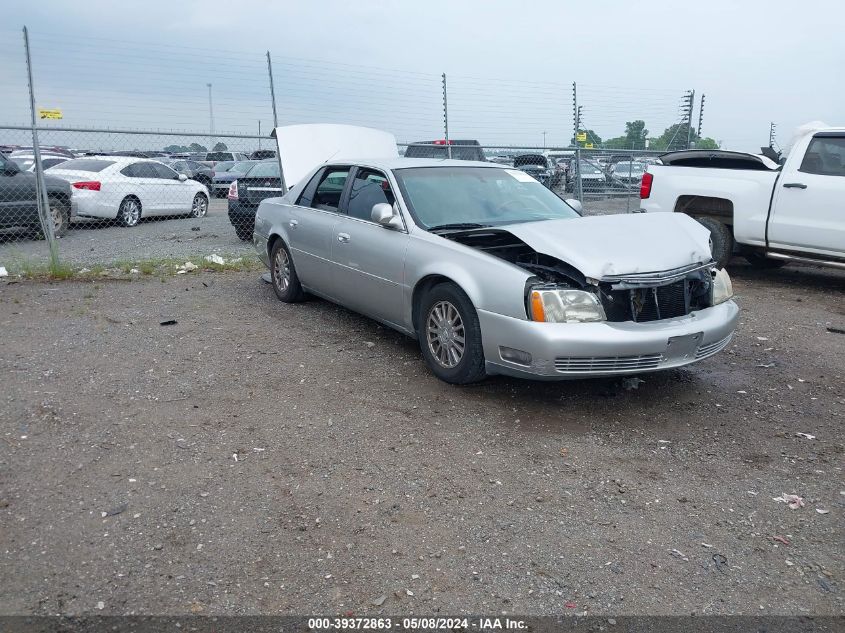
[273,246,290,293]
[426,300,466,368]
[122,200,141,226]
[192,194,208,218]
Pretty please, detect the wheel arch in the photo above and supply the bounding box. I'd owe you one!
[411,274,477,336]
[674,195,734,227]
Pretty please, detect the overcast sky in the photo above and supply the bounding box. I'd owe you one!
[1,0,842,152]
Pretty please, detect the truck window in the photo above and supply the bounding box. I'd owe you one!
[799,136,845,177]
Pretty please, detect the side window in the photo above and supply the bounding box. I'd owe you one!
[311,168,350,212]
[121,163,139,177]
[296,169,324,208]
[346,169,395,221]
[799,136,845,176]
[152,163,178,179]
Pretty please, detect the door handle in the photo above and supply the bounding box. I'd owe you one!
[337,232,350,243]
[289,219,298,228]
[783,182,807,189]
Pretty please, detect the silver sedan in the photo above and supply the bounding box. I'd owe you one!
[253,159,738,384]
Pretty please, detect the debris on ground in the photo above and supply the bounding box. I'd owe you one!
[670,548,689,562]
[205,254,226,265]
[101,502,128,517]
[773,493,805,509]
[795,432,816,440]
[826,326,845,335]
[622,377,645,390]
[129,268,140,274]
[757,362,776,368]
[712,554,728,573]
[371,594,387,606]
[816,508,830,514]
[0,266,7,277]
[772,535,791,546]
[159,320,178,326]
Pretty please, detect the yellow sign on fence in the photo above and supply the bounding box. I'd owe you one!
[38,108,63,120]
[576,132,587,142]
[585,142,594,149]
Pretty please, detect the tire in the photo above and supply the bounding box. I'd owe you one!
[695,216,734,268]
[418,282,486,385]
[743,250,786,269]
[117,197,142,227]
[234,222,253,241]
[191,193,208,218]
[270,239,305,302]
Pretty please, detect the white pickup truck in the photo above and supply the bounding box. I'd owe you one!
[639,126,844,270]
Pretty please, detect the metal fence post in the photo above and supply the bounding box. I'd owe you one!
[442,73,451,159]
[267,50,287,193]
[23,26,59,271]
[572,82,583,204]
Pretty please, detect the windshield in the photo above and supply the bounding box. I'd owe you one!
[579,163,602,174]
[205,152,232,162]
[393,166,580,229]
[245,161,280,178]
[615,162,644,172]
[213,161,235,172]
[229,160,258,173]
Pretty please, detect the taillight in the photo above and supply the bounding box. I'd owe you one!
[72,181,101,191]
[227,180,238,200]
[640,172,653,199]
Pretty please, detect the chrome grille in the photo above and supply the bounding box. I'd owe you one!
[554,353,664,373]
[695,334,733,359]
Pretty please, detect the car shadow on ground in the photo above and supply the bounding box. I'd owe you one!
[727,258,845,292]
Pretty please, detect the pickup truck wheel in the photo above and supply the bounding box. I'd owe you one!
[743,250,786,269]
[695,217,733,268]
[270,239,305,303]
[418,283,486,385]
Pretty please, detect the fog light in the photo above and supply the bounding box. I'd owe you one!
[499,346,532,366]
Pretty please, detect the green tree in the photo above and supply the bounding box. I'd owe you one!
[212,142,228,152]
[647,123,718,151]
[163,144,189,153]
[188,142,207,153]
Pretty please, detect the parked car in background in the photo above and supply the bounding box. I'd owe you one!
[567,160,606,193]
[404,140,486,161]
[161,158,214,188]
[254,148,738,384]
[200,151,249,167]
[212,160,259,197]
[0,153,73,237]
[641,125,845,270]
[610,161,647,187]
[227,159,282,240]
[46,157,209,227]
[9,153,70,171]
[250,149,276,160]
[513,154,553,187]
[488,156,514,166]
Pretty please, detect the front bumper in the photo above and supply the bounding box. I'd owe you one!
[478,300,739,379]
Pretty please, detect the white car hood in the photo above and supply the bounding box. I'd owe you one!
[503,212,712,279]
[274,124,398,187]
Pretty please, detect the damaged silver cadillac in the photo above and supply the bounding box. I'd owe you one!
[253,158,739,384]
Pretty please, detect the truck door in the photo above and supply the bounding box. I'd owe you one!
[768,132,845,258]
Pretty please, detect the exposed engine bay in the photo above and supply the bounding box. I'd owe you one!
[440,228,714,323]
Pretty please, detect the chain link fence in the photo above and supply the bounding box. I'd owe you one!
[0,25,716,276]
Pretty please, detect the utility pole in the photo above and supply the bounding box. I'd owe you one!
[258,120,261,150]
[769,122,777,148]
[23,26,59,270]
[542,131,547,150]
[684,89,695,149]
[266,50,286,192]
[697,94,705,138]
[572,81,582,203]
[442,73,451,159]
[206,83,215,149]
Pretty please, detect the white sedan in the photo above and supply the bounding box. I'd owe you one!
[47,156,209,226]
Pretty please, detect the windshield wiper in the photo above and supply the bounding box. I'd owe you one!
[427,222,491,233]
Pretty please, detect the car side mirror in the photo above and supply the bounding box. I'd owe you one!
[565,198,583,214]
[177,173,188,182]
[3,161,21,175]
[371,202,402,229]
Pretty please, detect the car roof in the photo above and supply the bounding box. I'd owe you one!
[321,157,500,171]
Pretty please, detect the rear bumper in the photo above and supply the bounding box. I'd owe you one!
[228,200,258,225]
[478,300,739,379]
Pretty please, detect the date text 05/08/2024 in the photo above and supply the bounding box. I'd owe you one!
[307,617,528,630]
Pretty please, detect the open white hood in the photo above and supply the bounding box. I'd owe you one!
[273,124,398,188]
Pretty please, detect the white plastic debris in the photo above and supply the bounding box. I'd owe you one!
[0,266,7,277]
[205,254,225,265]
[773,493,805,509]
[795,432,816,440]
[129,268,140,274]
[183,261,198,271]
[96,601,105,610]
[816,508,830,514]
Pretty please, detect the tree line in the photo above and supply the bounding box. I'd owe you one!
[573,121,719,151]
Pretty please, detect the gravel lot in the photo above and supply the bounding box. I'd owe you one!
[1,259,843,616]
[0,200,253,270]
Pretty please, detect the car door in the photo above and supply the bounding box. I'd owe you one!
[151,162,192,214]
[768,133,845,257]
[0,154,38,225]
[329,167,409,327]
[286,167,350,297]
[121,162,165,216]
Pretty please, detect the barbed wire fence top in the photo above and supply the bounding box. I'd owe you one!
[0,25,713,274]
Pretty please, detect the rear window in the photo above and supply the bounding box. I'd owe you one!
[245,161,280,178]
[205,152,232,162]
[50,158,114,172]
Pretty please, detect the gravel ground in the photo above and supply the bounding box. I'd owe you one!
[0,200,253,270]
[0,196,637,272]
[0,260,843,617]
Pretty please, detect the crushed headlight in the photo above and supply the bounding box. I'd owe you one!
[711,268,733,305]
[529,287,606,323]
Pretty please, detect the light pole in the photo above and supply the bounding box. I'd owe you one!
[207,83,215,149]
[542,131,547,150]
